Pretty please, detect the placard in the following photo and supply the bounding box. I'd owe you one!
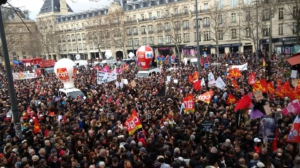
[131,80,136,87]
[174,79,178,83]
[291,70,298,78]
[122,79,129,85]
[263,104,272,115]
[167,76,171,82]
[254,90,263,101]
[292,79,299,87]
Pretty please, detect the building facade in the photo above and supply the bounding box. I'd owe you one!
[0,7,37,61]
[36,0,300,60]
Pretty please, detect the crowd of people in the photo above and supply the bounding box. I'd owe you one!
[0,55,298,168]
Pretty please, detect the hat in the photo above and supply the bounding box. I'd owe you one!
[98,161,105,166]
[0,153,4,159]
[107,130,112,134]
[254,138,261,143]
[257,162,265,168]
[51,149,57,154]
[130,140,136,145]
[190,135,195,141]
[21,140,27,144]
[12,148,18,154]
[6,135,11,139]
[139,147,147,153]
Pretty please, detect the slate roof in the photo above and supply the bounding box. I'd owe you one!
[39,0,73,14]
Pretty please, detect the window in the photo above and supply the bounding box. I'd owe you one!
[20,35,23,40]
[204,31,210,41]
[141,26,146,34]
[231,29,237,39]
[262,10,270,21]
[133,27,138,34]
[279,8,283,20]
[83,43,87,49]
[149,37,154,45]
[19,28,22,32]
[183,20,189,29]
[278,23,283,35]
[174,8,178,15]
[72,34,75,41]
[165,10,169,16]
[204,3,208,10]
[158,36,163,44]
[174,21,181,30]
[166,35,171,44]
[142,37,147,45]
[73,44,77,51]
[126,28,132,35]
[203,17,210,27]
[78,44,82,50]
[149,12,152,19]
[218,30,223,40]
[157,24,163,32]
[165,22,170,31]
[216,0,224,9]
[244,0,252,4]
[293,22,297,34]
[176,34,181,43]
[77,34,81,41]
[245,27,251,38]
[263,25,270,36]
[231,13,236,23]
[184,6,188,14]
[128,39,133,46]
[194,32,201,42]
[218,15,223,24]
[134,38,139,46]
[230,0,238,7]
[183,33,190,42]
[141,14,144,21]
[293,7,297,18]
[245,11,250,21]
[126,16,130,21]
[157,11,161,18]
[148,25,153,33]
[68,44,71,51]
[133,15,136,20]
[82,33,85,40]
[22,51,26,59]
[67,35,71,41]
[194,19,201,27]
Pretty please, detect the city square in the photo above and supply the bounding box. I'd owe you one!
[0,0,299,168]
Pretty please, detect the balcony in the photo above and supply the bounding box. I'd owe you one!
[183,26,189,30]
[148,30,154,34]
[158,42,164,45]
[133,32,138,35]
[126,44,133,47]
[134,43,139,46]
[141,31,147,35]
[165,28,171,32]
[203,24,210,28]
[193,9,210,14]
[157,30,163,33]
[68,40,71,42]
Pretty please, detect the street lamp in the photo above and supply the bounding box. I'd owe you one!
[73,28,80,60]
[195,0,202,74]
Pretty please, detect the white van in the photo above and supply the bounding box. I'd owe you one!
[59,88,86,99]
[74,60,88,67]
[136,68,161,78]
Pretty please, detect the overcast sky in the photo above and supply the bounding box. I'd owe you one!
[7,0,111,20]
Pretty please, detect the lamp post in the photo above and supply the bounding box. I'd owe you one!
[0,7,21,137]
[195,0,201,74]
[73,28,80,60]
[255,0,259,60]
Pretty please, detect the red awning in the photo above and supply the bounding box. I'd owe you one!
[287,53,300,66]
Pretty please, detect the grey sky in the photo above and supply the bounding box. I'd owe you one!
[7,0,111,20]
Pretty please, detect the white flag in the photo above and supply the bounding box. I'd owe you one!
[208,72,216,87]
[107,68,118,82]
[201,77,206,86]
[215,77,226,90]
[97,71,108,84]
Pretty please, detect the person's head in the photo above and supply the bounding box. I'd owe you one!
[253,153,259,160]
[98,161,105,168]
[261,147,267,155]
[239,158,245,165]
[112,157,119,166]
[29,149,35,156]
[0,153,7,165]
[39,148,46,156]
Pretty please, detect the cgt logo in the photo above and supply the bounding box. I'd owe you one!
[145,52,152,59]
[198,94,211,100]
[125,116,139,129]
[138,52,144,58]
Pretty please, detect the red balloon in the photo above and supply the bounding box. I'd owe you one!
[136,46,153,69]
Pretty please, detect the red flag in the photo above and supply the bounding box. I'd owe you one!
[193,79,201,91]
[272,128,279,152]
[232,79,239,89]
[234,95,252,111]
[282,81,291,95]
[33,118,40,134]
[260,79,267,93]
[188,75,194,83]
[267,82,275,94]
[226,94,237,105]
[287,116,300,143]
[248,72,256,85]
[124,110,143,135]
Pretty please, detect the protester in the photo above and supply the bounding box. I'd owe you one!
[0,54,298,168]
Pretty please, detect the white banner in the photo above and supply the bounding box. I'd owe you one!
[97,71,108,84]
[230,63,248,71]
[107,68,117,83]
[13,72,37,80]
[208,72,216,87]
[215,77,226,90]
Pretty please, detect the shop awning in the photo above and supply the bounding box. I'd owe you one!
[287,53,300,65]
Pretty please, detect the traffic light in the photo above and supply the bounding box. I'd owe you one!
[267,60,276,76]
[0,0,7,5]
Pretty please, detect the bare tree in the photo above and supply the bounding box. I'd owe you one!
[205,3,230,57]
[285,0,300,44]
[106,2,128,58]
[240,3,264,54]
[24,28,42,57]
[37,21,57,58]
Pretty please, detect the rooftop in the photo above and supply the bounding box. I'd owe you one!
[39,0,73,14]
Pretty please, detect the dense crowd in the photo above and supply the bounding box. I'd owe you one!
[0,54,298,168]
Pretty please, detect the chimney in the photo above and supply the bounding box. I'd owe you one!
[60,0,68,14]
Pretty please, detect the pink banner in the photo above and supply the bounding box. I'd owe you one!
[282,99,300,116]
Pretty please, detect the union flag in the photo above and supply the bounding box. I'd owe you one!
[282,81,291,95]
[267,82,275,94]
[253,79,267,93]
[232,79,239,89]
[226,93,237,105]
[193,71,199,80]
[33,118,40,134]
[228,68,242,78]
